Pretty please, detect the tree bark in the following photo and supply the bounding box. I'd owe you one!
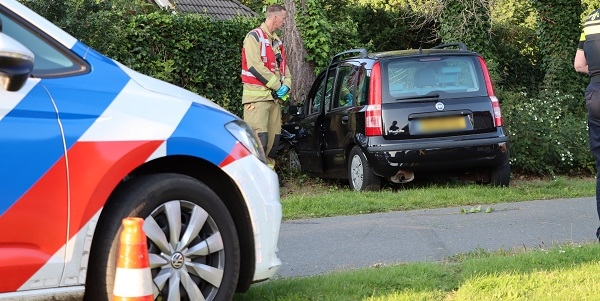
[283,0,315,106]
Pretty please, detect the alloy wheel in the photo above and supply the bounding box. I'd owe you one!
[144,200,225,301]
[350,154,364,190]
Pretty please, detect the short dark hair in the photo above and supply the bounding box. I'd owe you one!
[266,4,286,17]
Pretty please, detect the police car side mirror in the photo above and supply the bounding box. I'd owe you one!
[0,32,34,92]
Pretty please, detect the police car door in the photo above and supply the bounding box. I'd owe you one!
[0,9,68,293]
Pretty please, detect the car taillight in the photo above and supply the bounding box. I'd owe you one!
[478,56,503,127]
[366,62,382,136]
[490,96,502,126]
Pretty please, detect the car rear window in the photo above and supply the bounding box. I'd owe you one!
[382,55,488,103]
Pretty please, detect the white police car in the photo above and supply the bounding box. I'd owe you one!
[0,1,282,300]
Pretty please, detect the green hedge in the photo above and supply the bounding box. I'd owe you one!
[500,89,594,175]
[80,11,259,117]
[533,0,585,115]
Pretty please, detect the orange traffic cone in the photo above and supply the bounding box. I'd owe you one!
[112,217,154,301]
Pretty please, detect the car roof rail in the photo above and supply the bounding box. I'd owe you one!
[432,42,468,51]
[329,48,368,66]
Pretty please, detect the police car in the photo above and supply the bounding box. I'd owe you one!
[0,1,282,300]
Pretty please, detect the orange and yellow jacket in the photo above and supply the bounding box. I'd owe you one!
[241,23,292,104]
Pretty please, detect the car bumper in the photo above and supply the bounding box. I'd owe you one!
[365,133,509,178]
[223,155,282,281]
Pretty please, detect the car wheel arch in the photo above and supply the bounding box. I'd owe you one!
[347,145,382,191]
[93,155,256,293]
[84,173,243,300]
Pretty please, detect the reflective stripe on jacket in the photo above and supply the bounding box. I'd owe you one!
[241,27,282,86]
[241,24,291,104]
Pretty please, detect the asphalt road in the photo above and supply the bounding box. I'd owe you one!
[276,197,599,279]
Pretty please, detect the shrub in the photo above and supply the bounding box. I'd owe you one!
[501,89,594,176]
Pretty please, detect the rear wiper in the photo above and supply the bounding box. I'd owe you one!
[396,93,440,101]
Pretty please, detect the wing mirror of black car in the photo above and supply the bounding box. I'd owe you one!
[287,104,305,119]
[0,32,35,92]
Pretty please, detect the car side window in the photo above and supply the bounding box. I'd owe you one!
[323,71,335,111]
[356,68,367,105]
[0,11,86,77]
[310,77,325,114]
[332,65,359,109]
[309,70,336,114]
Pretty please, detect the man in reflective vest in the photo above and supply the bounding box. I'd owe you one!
[241,3,292,169]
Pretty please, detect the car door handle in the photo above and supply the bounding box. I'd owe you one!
[341,115,349,124]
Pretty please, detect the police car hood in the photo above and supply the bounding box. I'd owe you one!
[114,60,230,113]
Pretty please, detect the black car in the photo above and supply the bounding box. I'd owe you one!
[282,43,510,191]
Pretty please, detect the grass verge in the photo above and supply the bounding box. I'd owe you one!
[235,242,600,301]
[280,175,596,220]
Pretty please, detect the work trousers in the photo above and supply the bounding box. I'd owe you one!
[585,82,600,238]
[243,100,281,163]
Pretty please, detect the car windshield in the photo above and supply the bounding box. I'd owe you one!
[383,55,488,103]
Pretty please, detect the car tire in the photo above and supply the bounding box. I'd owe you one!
[490,163,511,187]
[348,146,382,191]
[84,173,240,301]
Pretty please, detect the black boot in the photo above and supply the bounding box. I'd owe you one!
[267,134,281,160]
[258,132,268,155]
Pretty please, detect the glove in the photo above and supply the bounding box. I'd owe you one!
[345,93,353,103]
[276,85,290,98]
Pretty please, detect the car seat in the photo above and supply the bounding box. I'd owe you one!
[438,66,460,87]
[413,67,437,88]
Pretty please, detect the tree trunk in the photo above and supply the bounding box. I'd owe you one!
[283,0,315,106]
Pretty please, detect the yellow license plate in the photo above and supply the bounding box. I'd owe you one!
[418,116,466,132]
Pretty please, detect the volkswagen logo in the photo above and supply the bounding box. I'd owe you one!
[435,102,444,111]
[171,252,185,269]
